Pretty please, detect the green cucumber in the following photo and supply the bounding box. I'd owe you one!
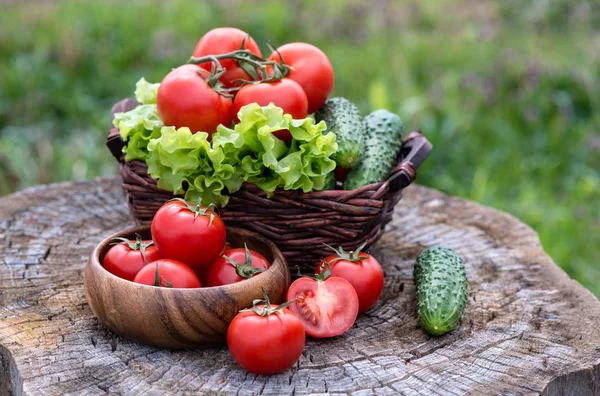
[343,109,403,190]
[414,246,468,336]
[314,97,366,168]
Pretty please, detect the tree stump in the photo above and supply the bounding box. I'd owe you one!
[0,178,598,395]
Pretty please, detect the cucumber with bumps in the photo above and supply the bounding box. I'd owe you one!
[414,246,468,336]
[314,97,366,168]
[343,109,403,190]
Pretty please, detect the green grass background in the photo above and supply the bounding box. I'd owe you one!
[1,0,599,295]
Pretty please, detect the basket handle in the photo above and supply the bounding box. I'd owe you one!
[387,131,433,193]
[106,98,140,162]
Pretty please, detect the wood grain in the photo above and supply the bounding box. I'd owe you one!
[0,178,599,395]
[84,225,290,349]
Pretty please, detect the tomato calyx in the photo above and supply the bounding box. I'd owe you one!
[323,242,369,264]
[153,262,173,288]
[168,198,216,225]
[111,233,154,265]
[296,262,331,282]
[222,243,265,279]
[242,288,295,316]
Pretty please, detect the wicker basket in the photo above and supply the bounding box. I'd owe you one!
[107,99,432,271]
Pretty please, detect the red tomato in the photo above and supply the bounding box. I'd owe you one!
[286,273,358,338]
[268,43,334,113]
[318,249,384,313]
[233,79,308,142]
[206,246,270,287]
[194,241,232,285]
[151,199,226,268]
[156,64,233,136]
[227,302,305,374]
[102,235,160,281]
[192,27,262,88]
[133,259,201,288]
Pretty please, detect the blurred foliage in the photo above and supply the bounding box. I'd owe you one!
[1,0,599,295]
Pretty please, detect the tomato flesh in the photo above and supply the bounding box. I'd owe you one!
[320,253,384,313]
[286,277,358,338]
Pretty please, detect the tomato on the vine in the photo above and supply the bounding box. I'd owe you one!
[268,42,334,113]
[102,234,160,281]
[192,27,262,88]
[206,245,270,287]
[133,259,201,288]
[227,291,305,374]
[286,265,358,338]
[156,64,233,136]
[151,199,226,268]
[317,243,384,313]
[233,79,308,142]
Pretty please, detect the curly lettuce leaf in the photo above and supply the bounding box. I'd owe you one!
[117,90,337,206]
[135,78,160,105]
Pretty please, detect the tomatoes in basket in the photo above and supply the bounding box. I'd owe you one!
[317,243,384,313]
[233,79,308,119]
[133,259,201,288]
[233,79,308,142]
[207,245,270,287]
[268,43,334,113]
[192,27,262,88]
[286,266,358,338]
[156,64,233,135]
[227,292,305,374]
[151,199,226,268]
[102,234,160,281]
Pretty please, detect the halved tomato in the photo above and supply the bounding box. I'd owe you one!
[286,270,358,338]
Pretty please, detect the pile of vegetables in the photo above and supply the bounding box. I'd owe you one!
[106,27,469,376]
[104,198,468,374]
[113,27,407,206]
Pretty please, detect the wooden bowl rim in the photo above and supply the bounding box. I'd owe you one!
[88,224,288,293]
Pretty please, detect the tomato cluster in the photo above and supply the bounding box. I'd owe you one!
[156,27,335,142]
[226,242,384,374]
[103,203,384,375]
[102,199,269,288]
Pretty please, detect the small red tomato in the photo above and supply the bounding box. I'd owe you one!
[207,245,270,287]
[227,294,305,375]
[286,266,358,338]
[151,199,226,268]
[102,234,160,281]
[192,27,262,88]
[194,242,233,285]
[133,259,201,288]
[268,42,334,113]
[317,243,384,313]
[157,64,233,136]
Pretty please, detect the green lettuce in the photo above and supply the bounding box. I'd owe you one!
[113,78,337,207]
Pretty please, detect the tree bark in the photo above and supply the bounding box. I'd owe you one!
[0,178,598,395]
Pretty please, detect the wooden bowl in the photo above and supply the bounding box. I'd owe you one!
[84,225,291,349]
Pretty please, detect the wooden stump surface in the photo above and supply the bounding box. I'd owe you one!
[0,178,599,396]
